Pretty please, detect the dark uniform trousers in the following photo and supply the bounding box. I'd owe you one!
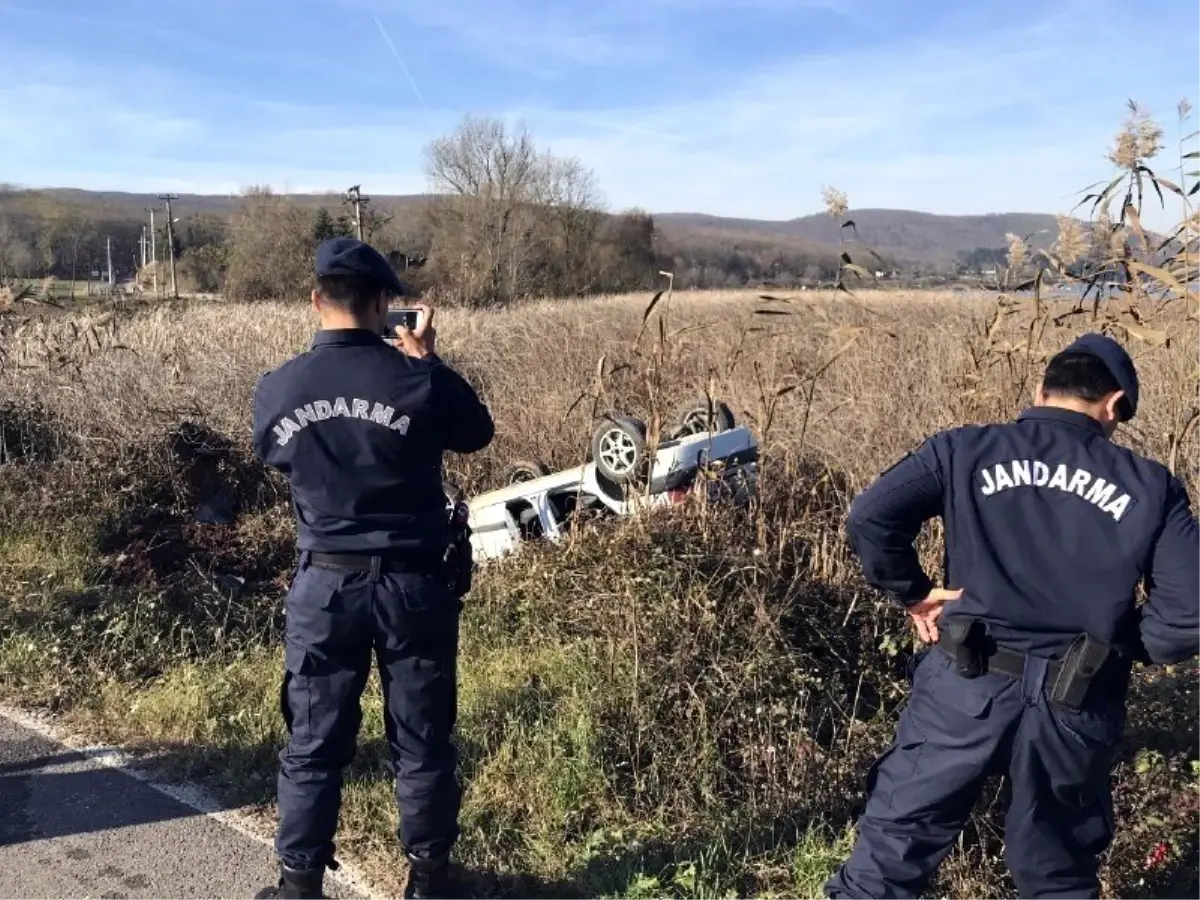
[275,552,462,870]
[827,644,1129,899]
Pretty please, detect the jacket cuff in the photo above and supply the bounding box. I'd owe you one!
[895,572,934,608]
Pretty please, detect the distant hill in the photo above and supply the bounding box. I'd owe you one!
[17,188,436,220]
[3,186,1065,268]
[654,209,1062,265]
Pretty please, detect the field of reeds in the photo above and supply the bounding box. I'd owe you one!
[0,104,1197,899]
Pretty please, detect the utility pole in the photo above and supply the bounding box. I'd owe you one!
[342,185,370,240]
[159,194,179,299]
[144,206,158,297]
[106,236,113,290]
[140,225,147,268]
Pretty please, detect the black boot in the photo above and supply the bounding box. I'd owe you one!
[254,862,326,899]
[403,852,454,899]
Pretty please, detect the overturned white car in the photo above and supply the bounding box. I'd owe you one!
[444,398,759,562]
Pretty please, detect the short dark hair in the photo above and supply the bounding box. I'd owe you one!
[1042,350,1132,420]
[314,274,385,316]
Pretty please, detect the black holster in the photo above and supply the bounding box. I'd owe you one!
[1049,632,1112,711]
[442,500,474,599]
[944,617,987,678]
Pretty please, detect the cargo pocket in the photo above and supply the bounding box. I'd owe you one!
[1070,790,1116,857]
[283,566,344,654]
[396,573,453,615]
[1051,701,1124,753]
[869,715,927,812]
[281,642,313,745]
[925,649,997,720]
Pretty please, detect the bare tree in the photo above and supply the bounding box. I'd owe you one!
[421,115,607,306]
[423,116,540,305]
[0,214,34,284]
[224,187,317,302]
[54,203,94,295]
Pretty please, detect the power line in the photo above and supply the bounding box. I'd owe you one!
[342,185,370,241]
[158,194,179,299]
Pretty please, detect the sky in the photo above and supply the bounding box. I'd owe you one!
[0,0,1196,228]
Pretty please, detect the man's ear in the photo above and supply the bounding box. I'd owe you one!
[311,289,321,313]
[1104,390,1127,422]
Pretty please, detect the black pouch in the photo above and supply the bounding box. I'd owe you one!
[1050,633,1111,711]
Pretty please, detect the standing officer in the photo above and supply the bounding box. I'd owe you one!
[251,237,494,900]
[825,333,1199,899]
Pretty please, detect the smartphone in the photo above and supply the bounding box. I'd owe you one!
[384,307,424,337]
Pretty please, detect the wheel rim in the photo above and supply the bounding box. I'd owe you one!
[681,409,710,433]
[598,427,639,475]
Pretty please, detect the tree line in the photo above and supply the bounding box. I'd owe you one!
[0,116,874,306]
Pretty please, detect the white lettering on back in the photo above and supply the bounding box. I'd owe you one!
[1048,464,1069,490]
[975,458,1135,522]
[271,399,411,446]
[979,467,997,495]
[1033,461,1050,486]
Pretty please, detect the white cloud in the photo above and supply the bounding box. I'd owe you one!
[500,3,1191,231]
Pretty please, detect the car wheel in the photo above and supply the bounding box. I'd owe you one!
[591,414,648,484]
[673,396,736,436]
[503,459,551,485]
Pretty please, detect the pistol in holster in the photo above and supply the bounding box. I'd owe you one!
[442,500,474,599]
[1049,633,1112,712]
[944,617,988,678]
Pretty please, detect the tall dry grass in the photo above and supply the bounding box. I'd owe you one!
[0,282,1196,897]
[1,285,1194,494]
[0,101,1196,898]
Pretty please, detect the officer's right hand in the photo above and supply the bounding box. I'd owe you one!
[395,303,436,359]
[908,587,963,644]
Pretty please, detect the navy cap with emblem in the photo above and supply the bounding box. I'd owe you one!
[1061,332,1139,420]
[315,237,408,297]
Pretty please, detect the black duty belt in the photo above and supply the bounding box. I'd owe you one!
[935,630,1063,684]
[935,619,1119,711]
[308,551,440,573]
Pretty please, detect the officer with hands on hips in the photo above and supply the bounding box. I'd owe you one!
[252,237,494,900]
[825,333,1199,899]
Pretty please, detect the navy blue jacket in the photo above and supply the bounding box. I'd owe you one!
[252,328,494,555]
[847,406,1199,663]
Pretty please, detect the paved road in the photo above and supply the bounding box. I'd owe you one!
[0,712,367,900]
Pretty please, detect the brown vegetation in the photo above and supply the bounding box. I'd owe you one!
[0,102,1196,898]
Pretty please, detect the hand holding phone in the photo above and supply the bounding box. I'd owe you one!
[385,307,425,336]
[386,304,435,359]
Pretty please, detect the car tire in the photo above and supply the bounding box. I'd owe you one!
[591,414,648,485]
[672,396,736,436]
[503,459,551,485]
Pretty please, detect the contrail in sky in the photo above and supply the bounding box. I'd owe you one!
[373,14,430,111]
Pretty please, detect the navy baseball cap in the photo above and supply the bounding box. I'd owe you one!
[314,237,407,297]
[1062,332,1139,420]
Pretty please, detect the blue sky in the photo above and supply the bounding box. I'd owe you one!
[0,0,1195,227]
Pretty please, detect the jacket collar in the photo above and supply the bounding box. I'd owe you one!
[1016,405,1107,437]
[310,328,385,349]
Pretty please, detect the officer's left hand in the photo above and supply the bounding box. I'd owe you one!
[908,587,963,644]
